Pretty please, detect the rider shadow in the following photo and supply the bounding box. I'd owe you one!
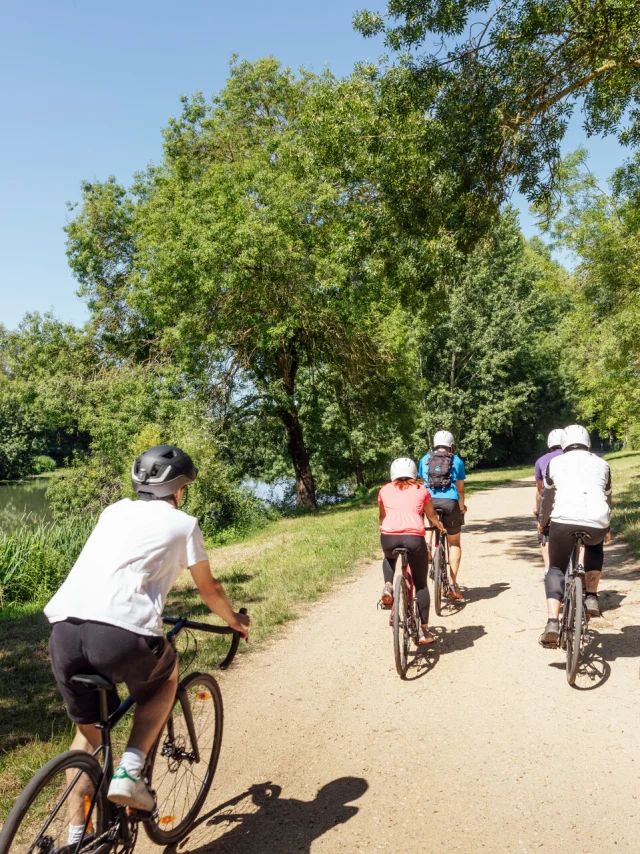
[173,777,368,853]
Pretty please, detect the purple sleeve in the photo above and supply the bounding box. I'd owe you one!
[534,458,543,481]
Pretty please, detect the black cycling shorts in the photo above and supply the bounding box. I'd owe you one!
[49,619,176,724]
[430,498,465,535]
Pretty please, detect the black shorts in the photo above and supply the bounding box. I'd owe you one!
[431,498,465,535]
[49,619,176,724]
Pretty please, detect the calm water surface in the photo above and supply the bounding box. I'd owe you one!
[0,478,51,534]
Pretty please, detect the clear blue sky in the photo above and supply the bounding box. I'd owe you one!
[0,1,629,329]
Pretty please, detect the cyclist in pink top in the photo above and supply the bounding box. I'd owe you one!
[378,458,445,645]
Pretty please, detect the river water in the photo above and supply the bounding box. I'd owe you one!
[0,478,51,534]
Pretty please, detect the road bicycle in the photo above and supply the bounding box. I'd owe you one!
[429,509,451,616]
[0,611,247,854]
[391,548,420,678]
[560,533,592,685]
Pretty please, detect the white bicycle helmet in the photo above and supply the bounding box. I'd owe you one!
[433,430,454,449]
[561,425,591,451]
[547,428,565,449]
[390,457,418,481]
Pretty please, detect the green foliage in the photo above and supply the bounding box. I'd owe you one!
[0,517,96,608]
[413,208,571,466]
[548,150,640,439]
[354,0,640,212]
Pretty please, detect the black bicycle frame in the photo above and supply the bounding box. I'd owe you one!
[70,614,244,854]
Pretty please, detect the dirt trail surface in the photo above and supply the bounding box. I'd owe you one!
[146,480,640,853]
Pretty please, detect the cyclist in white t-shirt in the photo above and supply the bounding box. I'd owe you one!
[537,425,612,646]
[45,445,250,826]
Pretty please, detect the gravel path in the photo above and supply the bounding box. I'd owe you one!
[151,480,640,853]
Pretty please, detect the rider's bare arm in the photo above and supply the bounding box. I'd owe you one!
[534,479,543,515]
[456,480,466,512]
[379,505,386,524]
[189,560,250,637]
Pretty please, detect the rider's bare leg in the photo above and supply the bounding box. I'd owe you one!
[127,662,179,755]
[66,724,102,828]
[585,570,601,595]
[448,532,462,584]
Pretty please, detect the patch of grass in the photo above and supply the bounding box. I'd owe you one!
[605,450,640,559]
[465,463,533,494]
[0,517,96,609]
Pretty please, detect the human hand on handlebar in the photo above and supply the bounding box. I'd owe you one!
[230,611,250,639]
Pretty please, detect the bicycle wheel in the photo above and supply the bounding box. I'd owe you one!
[145,671,223,845]
[433,544,443,617]
[392,572,410,678]
[0,750,107,854]
[566,578,583,686]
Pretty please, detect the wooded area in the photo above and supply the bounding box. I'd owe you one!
[2,0,639,535]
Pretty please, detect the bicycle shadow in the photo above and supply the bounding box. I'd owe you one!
[548,626,640,690]
[172,777,368,853]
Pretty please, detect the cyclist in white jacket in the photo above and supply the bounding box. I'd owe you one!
[538,425,612,646]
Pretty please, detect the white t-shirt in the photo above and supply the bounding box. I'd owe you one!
[44,498,209,636]
[543,450,612,529]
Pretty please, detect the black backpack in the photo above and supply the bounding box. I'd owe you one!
[427,450,454,491]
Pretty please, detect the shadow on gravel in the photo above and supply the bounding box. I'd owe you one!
[402,624,487,680]
[463,582,511,604]
[174,777,368,853]
[549,626,640,690]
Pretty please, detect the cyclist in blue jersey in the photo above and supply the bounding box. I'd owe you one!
[418,431,467,600]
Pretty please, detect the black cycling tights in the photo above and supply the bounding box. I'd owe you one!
[381,534,430,624]
[544,522,607,602]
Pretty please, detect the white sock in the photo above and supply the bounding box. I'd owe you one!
[118,747,146,780]
[68,824,85,845]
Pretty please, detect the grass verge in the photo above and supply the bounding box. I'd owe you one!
[0,459,540,821]
[605,450,640,559]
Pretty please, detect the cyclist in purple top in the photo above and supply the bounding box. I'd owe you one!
[533,429,565,569]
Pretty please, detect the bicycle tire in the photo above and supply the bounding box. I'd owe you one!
[433,544,443,617]
[566,578,583,686]
[0,750,107,854]
[145,671,223,845]
[392,572,409,678]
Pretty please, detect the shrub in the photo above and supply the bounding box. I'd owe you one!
[31,456,56,474]
[0,516,96,608]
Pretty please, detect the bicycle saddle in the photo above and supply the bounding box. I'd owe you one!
[392,547,410,556]
[435,509,445,518]
[571,530,591,541]
[70,673,114,691]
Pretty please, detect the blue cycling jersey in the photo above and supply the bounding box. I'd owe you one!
[417,453,466,501]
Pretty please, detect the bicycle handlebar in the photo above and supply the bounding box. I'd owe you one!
[162,607,248,670]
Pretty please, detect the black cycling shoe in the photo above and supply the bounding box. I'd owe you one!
[584,593,600,618]
[539,618,560,646]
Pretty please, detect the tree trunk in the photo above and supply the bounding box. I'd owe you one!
[274,348,317,510]
[278,405,317,509]
[353,454,365,487]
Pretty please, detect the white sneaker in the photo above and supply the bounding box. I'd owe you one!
[107,766,155,811]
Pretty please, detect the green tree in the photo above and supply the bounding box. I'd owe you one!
[413,209,571,465]
[549,150,640,440]
[66,58,410,509]
[355,0,640,212]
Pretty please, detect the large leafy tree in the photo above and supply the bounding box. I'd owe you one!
[549,150,640,440]
[413,208,571,465]
[355,0,640,211]
[66,59,406,509]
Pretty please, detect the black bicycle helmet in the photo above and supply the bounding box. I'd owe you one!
[131,445,198,499]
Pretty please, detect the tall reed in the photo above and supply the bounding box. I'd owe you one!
[0,517,96,609]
